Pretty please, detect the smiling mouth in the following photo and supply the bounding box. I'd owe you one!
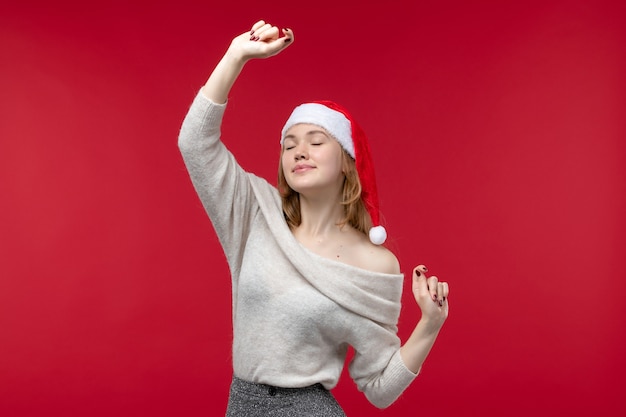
[293,165,314,173]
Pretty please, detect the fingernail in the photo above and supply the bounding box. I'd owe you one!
[438,300,443,307]
[415,270,421,277]
[423,266,428,272]
[250,30,255,35]
[284,38,291,43]
[250,36,255,41]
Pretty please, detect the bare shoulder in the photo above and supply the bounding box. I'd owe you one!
[354,238,401,275]
[323,226,401,274]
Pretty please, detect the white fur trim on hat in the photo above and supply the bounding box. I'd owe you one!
[281,103,355,158]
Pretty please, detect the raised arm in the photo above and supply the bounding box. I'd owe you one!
[202,20,294,104]
[399,265,450,373]
[177,20,294,268]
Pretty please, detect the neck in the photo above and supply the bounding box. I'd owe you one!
[296,193,344,240]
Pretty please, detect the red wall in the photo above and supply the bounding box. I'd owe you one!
[1,1,625,416]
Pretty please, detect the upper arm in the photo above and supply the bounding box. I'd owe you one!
[178,93,257,264]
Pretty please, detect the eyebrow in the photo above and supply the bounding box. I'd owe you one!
[284,130,330,140]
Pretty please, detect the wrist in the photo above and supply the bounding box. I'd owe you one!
[417,316,444,335]
[224,46,249,67]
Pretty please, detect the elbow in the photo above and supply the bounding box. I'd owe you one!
[366,393,396,410]
[177,131,190,152]
[177,130,198,157]
[177,119,199,153]
[363,385,402,409]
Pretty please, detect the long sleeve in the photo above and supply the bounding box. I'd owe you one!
[177,91,256,275]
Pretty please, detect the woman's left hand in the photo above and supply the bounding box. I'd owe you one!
[399,265,450,373]
[411,265,449,328]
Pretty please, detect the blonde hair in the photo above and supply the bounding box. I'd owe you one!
[278,149,372,234]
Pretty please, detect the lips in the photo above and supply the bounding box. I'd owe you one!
[292,163,315,173]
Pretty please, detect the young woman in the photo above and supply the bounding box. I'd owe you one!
[178,20,449,416]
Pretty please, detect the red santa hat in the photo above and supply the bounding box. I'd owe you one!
[281,101,387,245]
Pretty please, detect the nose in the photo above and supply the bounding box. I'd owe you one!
[294,146,308,160]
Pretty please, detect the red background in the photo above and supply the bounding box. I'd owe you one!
[1,0,625,416]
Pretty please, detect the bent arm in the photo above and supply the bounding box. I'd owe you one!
[348,266,449,408]
[177,21,295,264]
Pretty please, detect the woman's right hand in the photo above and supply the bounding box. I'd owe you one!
[201,20,293,104]
[227,20,294,63]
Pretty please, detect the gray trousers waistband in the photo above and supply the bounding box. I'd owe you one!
[225,376,346,416]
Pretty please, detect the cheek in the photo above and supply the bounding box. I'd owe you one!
[334,157,344,175]
[333,150,345,174]
[317,145,343,168]
[280,154,293,182]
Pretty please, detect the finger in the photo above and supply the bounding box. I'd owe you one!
[250,20,266,33]
[262,32,295,55]
[413,267,428,291]
[282,27,294,43]
[251,23,273,40]
[437,282,444,306]
[257,26,279,42]
[427,275,439,302]
[441,282,449,300]
[416,264,428,274]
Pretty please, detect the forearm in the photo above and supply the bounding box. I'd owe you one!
[201,49,247,104]
[399,318,443,374]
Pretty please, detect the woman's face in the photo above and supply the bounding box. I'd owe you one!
[281,123,345,196]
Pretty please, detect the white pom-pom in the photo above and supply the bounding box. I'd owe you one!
[369,226,387,245]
